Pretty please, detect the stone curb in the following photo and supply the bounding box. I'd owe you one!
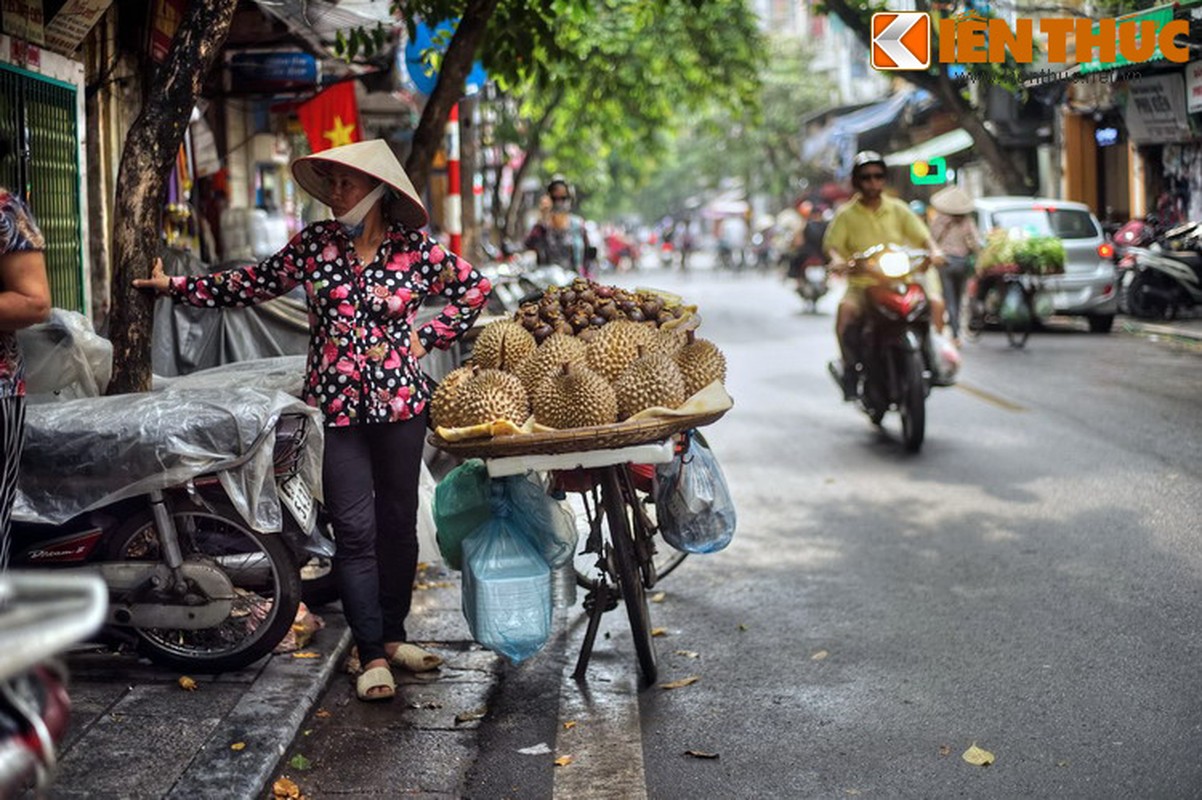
[168,616,354,799]
[1122,319,1202,342]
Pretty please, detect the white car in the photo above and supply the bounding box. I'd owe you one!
[974,197,1118,333]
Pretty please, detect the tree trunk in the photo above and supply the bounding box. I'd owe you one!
[107,0,239,394]
[819,0,1029,195]
[404,0,501,197]
[500,88,563,240]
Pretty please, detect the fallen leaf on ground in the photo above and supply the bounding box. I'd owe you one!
[455,707,488,725]
[651,628,668,637]
[409,701,443,710]
[674,650,700,659]
[563,721,577,730]
[651,592,667,603]
[844,790,861,796]
[230,742,246,751]
[938,745,951,757]
[738,623,748,631]
[962,744,995,766]
[315,709,331,718]
[289,754,312,771]
[1056,760,1069,767]
[291,652,320,659]
[684,750,719,759]
[660,676,701,690]
[518,743,553,755]
[554,755,574,767]
[811,650,829,661]
[178,676,198,692]
[272,777,301,798]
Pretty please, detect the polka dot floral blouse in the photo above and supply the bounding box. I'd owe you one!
[169,221,492,427]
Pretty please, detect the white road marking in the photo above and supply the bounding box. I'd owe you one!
[552,611,648,800]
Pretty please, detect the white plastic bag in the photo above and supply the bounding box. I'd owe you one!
[654,432,736,554]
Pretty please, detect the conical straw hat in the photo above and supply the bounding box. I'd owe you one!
[291,140,427,228]
[930,185,975,216]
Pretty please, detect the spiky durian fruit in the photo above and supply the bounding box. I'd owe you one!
[585,319,658,382]
[471,319,537,372]
[649,326,687,357]
[612,347,687,420]
[674,331,727,397]
[531,363,618,429]
[430,365,477,429]
[516,333,589,394]
[437,367,529,428]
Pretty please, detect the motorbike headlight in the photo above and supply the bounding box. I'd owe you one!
[878,252,911,278]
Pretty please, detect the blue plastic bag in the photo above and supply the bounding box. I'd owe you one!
[435,463,578,571]
[433,459,491,570]
[460,487,552,663]
[654,432,736,554]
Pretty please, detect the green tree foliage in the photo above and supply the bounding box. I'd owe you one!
[599,37,833,221]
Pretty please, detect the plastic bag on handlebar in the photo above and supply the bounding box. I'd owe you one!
[654,431,736,554]
[460,486,552,664]
[434,462,577,570]
[1000,283,1030,325]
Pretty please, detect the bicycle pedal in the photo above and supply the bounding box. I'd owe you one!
[582,589,620,614]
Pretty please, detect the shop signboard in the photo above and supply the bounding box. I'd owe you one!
[1123,73,1192,143]
[1186,60,1202,114]
[225,50,319,94]
[1,0,44,45]
[43,0,112,56]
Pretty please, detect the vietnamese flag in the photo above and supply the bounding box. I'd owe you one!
[297,82,362,153]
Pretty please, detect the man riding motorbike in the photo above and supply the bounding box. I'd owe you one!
[823,151,947,400]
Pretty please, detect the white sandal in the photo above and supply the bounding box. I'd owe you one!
[388,643,443,672]
[355,665,396,701]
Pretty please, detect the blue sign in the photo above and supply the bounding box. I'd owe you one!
[227,51,319,93]
[404,19,488,97]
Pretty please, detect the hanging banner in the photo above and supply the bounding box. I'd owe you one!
[1123,73,1192,143]
[296,82,362,153]
[149,0,185,64]
[225,50,319,95]
[1,0,45,45]
[1185,61,1202,114]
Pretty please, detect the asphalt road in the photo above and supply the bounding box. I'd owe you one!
[461,262,1202,799]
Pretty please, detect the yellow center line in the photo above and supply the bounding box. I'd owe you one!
[955,381,1028,412]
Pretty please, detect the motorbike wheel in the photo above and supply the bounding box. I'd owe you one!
[106,504,302,673]
[898,351,926,453]
[1126,272,1172,320]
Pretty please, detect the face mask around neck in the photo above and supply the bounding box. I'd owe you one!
[336,183,386,238]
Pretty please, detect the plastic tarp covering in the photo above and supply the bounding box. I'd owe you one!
[14,387,323,531]
[16,309,113,402]
[151,248,310,378]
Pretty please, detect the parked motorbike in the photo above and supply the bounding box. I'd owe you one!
[11,388,328,673]
[796,262,829,312]
[0,571,106,796]
[1124,221,1202,320]
[827,245,942,453]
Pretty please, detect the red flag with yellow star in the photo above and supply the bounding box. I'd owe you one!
[297,82,361,153]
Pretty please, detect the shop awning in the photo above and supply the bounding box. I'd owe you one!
[884,129,974,166]
[802,90,932,171]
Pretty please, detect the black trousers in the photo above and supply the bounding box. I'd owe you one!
[322,416,426,665]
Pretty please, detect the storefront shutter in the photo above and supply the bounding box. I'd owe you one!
[0,64,84,314]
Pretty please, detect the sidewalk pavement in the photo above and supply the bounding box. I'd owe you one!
[1120,314,1202,342]
[35,562,484,800]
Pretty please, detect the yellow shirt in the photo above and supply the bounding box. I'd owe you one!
[822,194,931,259]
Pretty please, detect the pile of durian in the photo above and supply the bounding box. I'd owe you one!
[432,282,726,432]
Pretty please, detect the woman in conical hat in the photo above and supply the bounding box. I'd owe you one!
[928,185,980,345]
[136,140,492,700]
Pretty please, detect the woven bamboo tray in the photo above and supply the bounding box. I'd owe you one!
[428,408,729,458]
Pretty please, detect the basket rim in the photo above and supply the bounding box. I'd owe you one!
[427,408,729,458]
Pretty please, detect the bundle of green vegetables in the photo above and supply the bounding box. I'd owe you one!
[975,231,1065,276]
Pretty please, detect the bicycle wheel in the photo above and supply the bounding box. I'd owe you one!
[1004,291,1033,349]
[570,484,686,591]
[601,467,658,684]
